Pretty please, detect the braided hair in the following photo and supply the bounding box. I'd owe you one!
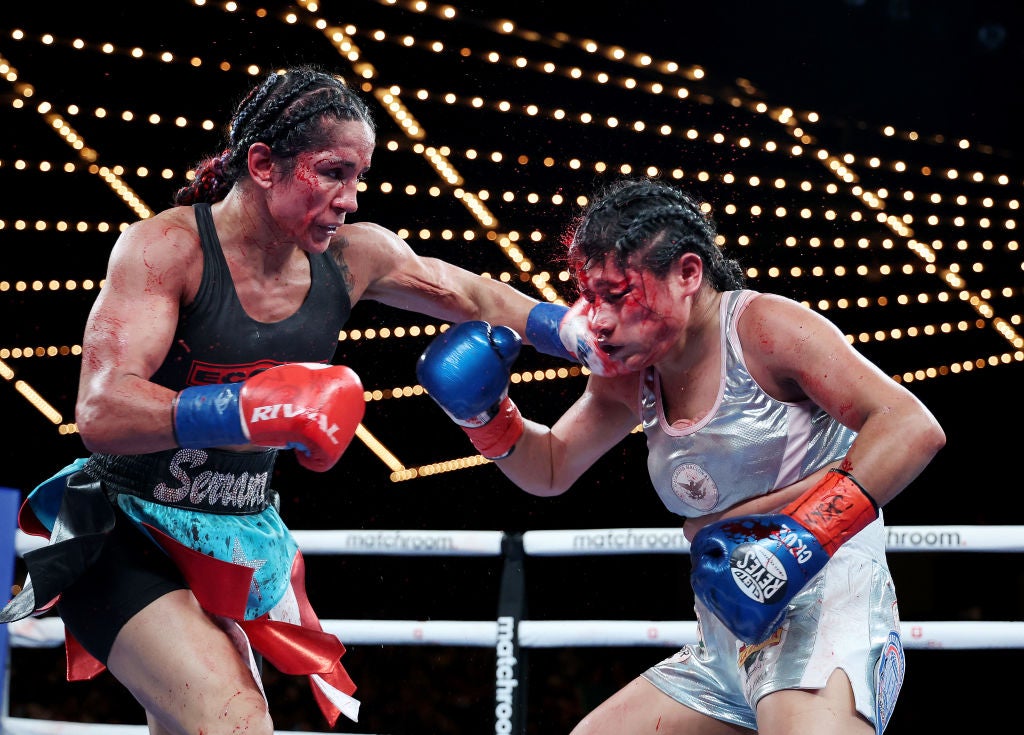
[174,66,375,205]
[566,178,745,291]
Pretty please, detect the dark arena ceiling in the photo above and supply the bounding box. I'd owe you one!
[2,2,1024,733]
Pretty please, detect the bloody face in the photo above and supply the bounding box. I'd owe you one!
[267,119,375,253]
[576,253,684,372]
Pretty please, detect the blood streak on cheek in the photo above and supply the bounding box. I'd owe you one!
[293,162,318,192]
[620,298,646,322]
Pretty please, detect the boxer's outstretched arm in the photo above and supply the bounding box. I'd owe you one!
[418,321,638,495]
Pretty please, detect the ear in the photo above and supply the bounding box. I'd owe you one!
[677,252,704,295]
[247,142,275,189]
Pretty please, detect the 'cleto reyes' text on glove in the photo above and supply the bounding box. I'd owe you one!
[172,362,365,472]
[526,298,630,377]
[689,468,879,644]
[416,320,524,460]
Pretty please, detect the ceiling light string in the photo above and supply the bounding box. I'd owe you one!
[8,26,1018,203]
[1,150,1018,231]
[295,3,1021,254]
[0,53,152,219]
[0,50,143,432]
[358,2,1021,183]
[7,278,1017,367]
[9,19,1019,187]
[753,102,1023,362]
[284,5,569,309]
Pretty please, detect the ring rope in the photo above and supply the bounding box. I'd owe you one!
[9,617,1024,651]
[15,525,1024,557]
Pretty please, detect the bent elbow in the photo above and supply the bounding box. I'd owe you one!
[924,418,947,458]
[517,466,574,498]
[75,396,115,454]
[75,417,106,454]
[520,483,570,499]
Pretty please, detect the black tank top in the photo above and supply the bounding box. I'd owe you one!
[150,203,350,389]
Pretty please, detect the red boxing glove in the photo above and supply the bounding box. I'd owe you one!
[241,363,365,472]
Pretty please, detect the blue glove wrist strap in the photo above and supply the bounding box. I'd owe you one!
[173,383,247,448]
[526,303,573,361]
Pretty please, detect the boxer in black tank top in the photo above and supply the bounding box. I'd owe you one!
[151,203,350,389]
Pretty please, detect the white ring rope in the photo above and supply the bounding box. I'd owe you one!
[14,529,505,558]
[10,525,1024,652]
[10,616,1024,651]
[18,525,1024,558]
[520,525,1024,555]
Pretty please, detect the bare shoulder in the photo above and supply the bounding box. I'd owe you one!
[330,220,411,273]
[740,291,812,321]
[737,291,842,347]
[334,221,405,253]
[105,206,202,293]
[114,207,199,257]
[736,291,855,399]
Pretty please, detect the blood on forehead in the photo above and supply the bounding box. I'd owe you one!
[577,254,633,293]
[577,256,665,317]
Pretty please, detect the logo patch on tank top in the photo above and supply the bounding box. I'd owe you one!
[187,359,281,385]
[670,463,719,511]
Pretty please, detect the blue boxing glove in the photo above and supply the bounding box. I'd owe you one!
[526,298,631,377]
[690,469,879,644]
[417,321,524,459]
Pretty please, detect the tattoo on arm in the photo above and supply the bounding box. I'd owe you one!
[332,237,356,297]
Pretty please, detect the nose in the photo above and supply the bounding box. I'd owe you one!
[333,185,358,214]
[589,301,615,340]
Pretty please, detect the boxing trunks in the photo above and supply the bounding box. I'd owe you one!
[1,450,360,725]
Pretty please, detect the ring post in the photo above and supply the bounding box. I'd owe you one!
[1,486,21,720]
[495,532,526,735]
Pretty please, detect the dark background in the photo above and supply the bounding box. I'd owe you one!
[2,1,1022,732]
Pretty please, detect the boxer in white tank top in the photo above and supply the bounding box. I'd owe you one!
[418,178,945,734]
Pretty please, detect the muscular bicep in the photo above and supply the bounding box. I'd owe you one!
[80,263,179,391]
[342,222,537,331]
[499,374,639,495]
[76,220,195,450]
[548,381,640,486]
[740,293,945,506]
[740,293,895,432]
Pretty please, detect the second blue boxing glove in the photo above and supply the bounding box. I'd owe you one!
[417,321,524,459]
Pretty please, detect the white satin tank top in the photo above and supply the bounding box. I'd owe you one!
[640,289,856,517]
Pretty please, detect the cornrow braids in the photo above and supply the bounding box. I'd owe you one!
[173,65,375,206]
[566,178,745,291]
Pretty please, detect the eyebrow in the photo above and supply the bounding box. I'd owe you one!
[585,269,631,290]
